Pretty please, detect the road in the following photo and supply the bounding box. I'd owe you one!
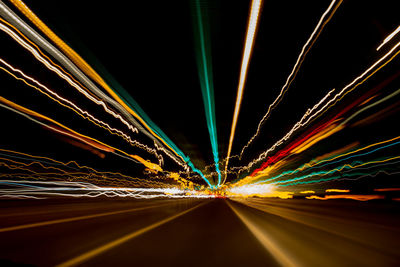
[0,197,399,266]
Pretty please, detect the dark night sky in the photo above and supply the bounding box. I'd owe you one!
[1,0,400,186]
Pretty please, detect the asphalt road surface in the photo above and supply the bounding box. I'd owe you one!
[0,197,399,266]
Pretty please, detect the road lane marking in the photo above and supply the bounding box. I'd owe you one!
[226,200,298,267]
[56,201,208,267]
[0,202,173,233]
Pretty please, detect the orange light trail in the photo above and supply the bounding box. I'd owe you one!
[240,39,400,173]
[306,195,384,201]
[373,188,400,192]
[225,0,263,183]
[0,14,198,174]
[0,58,163,160]
[0,1,201,175]
[0,96,165,172]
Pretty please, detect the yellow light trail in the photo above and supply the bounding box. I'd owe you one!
[325,189,349,193]
[0,20,139,135]
[0,58,163,161]
[225,0,263,183]
[376,25,400,51]
[0,153,152,189]
[239,0,342,158]
[0,16,191,172]
[300,190,315,194]
[275,155,400,186]
[240,39,400,173]
[5,0,193,171]
[238,135,400,188]
[8,0,113,91]
[0,148,148,179]
[0,96,163,172]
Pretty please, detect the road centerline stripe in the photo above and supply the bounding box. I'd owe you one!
[57,201,208,267]
[0,202,174,233]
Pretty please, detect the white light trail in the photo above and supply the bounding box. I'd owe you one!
[377,25,400,51]
[239,0,341,158]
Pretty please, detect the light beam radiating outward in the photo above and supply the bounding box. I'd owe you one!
[1,2,400,265]
[193,0,221,187]
[225,0,263,183]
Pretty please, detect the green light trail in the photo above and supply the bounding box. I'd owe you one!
[71,51,213,187]
[192,0,222,187]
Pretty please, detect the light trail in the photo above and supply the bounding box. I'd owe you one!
[0,180,213,199]
[229,130,400,194]
[253,139,400,186]
[239,39,400,173]
[225,0,263,183]
[306,195,384,201]
[325,189,349,193]
[5,0,194,167]
[0,96,165,172]
[8,0,117,94]
[376,25,400,51]
[0,4,212,186]
[274,155,400,187]
[0,16,192,170]
[1,0,399,196]
[254,136,400,184]
[239,0,342,158]
[193,0,221,186]
[0,58,164,162]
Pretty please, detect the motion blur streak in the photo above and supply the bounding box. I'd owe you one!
[56,202,207,267]
[0,180,212,199]
[0,4,210,183]
[227,201,297,267]
[0,96,167,172]
[0,58,162,159]
[306,195,384,201]
[225,0,263,183]
[5,0,193,165]
[0,1,400,266]
[325,189,349,193]
[192,0,221,186]
[8,0,108,88]
[239,0,342,158]
[230,198,399,265]
[374,188,400,192]
[252,135,400,184]
[0,203,170,233]
[0,1,182,163]
[376,24,400,51]
[243,39,400,171]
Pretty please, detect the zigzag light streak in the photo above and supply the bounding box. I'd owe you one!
[239,0,342,159]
